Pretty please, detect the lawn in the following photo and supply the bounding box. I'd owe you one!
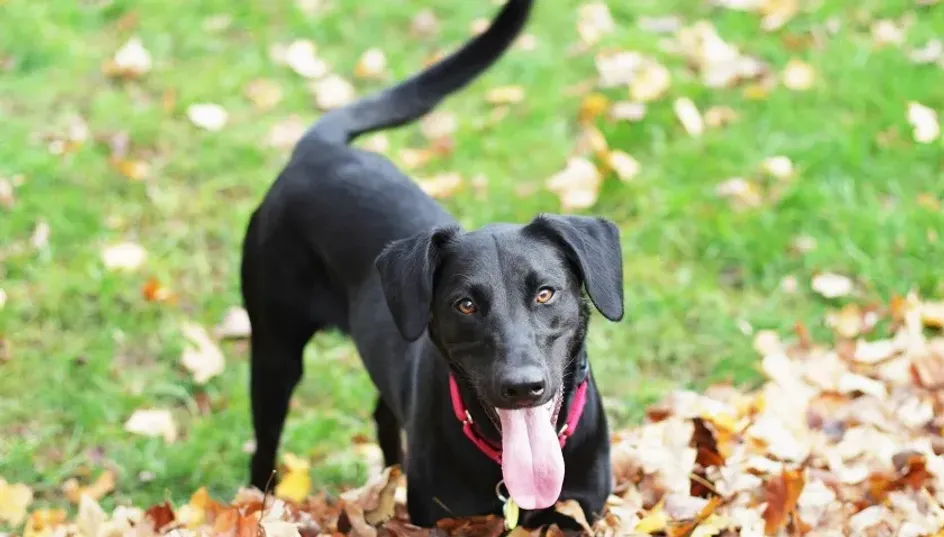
[1,0,943,522]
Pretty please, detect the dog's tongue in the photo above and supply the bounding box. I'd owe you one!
[496,405,565,510]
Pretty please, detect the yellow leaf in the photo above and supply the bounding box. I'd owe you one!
[275,453,311,502]
[634,500,668,534]
[355,47,387,79]
[62,470,116,503]
[579,92,610,124]
[0,478,33,526]
[22,509,67,537]
[782,59,815,91]
[485,85,525,105]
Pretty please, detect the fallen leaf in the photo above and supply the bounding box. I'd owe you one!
[0,479,33,526]
[266,116,308,151]
[417,173,463,199]
[0,288,6,310]
[419,111,457,141]
[762,467,805,534]
[553,500,592,534]
[907,102,940,144]
[30,220,49,249]
[811,273,853,299]
[217,307,251,339]
[609,101,647,122]
[595,51,644,88]
[605,150,640,182]
[469,17,489,35]
[355,48,387,80]
[76,495,106,537]
[275,453,312,503]
[145,500,176,532]
[102,37,152,79]
[715,177,762,209]
[410,9,440,39]
[262,520,302,537]
[0,176,14,209]
[245,79,283,111]
[340,466,401,527]
[576,2,615,46]
[22,508,67,537]
[101,242,147,271]
[673,97,704,137]
[909,39,943,65]
[111,158,150,181]
[782,59,815,91]
[142,277,173,303]
[187,103,229,131]
[124,408,178,443]
[485,85,525,105]
[180,322,225,384]
[920,301,944,328]
[62,470,116,503]
[579,93,610,124]
[703,106,738,128]
[283,40,329,79]
[311,74,356,110]
[761,155,793,179]
[630,61,671,102]
[871,20,905,47]
[546,157,602,211]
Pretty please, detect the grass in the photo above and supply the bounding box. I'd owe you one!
[1,0,943,521]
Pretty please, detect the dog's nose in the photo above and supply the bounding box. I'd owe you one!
[499,367,546,407]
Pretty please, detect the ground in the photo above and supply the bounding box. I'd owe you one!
[1,0,943,519]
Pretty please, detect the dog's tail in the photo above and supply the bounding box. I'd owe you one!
[308,0,534,145]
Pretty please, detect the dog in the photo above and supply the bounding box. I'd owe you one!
[241,0,625,529]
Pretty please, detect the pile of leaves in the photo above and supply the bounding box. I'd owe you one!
[6,290,944,536]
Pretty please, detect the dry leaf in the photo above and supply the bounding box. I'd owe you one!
[62,470,116,503]
[595,51,643,88]
[782,59,815,90]
[22,508,68,537]
[76,495,106,537]
[419,111,457,141]
[275,453,312,503]
[871,20,905,47]
[629,61,671,102]
[30,220,49,250]
[605,151,640,182]
[187,103,229,131]
[417,173,463,199]
[715,177,762,209]
[111,158,150,181]
[245,79,283,111]
[761,155,793,179]
[340,466,401,527]
[180,322,225,384]
[609,101,647,122]
[410,9,440,39]
[546,157,602,211]
[217,307,251,339]
[355,48,387,79]
[907,102,940,144]
[145,501,176,532]
[673,97,704,136]
[577,2,615,46]
[485,85,525,105]
[266,116,308,151]
[124,408,178,443]
[811,273,853,299]
[0,479,33,526]
[579,92,610,124]
[469,18,489,35]
[102,242,147,271]
[102,37,152,79]
[909,39,943,65]
[311,74,356,110]
[284,40,329,79]
[703,106,738,128]
[762,468,805,534]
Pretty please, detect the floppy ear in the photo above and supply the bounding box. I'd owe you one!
[526,214,624,322]
[375,226,459,341]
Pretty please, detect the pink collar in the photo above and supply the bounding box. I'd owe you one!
[448,372,590,465]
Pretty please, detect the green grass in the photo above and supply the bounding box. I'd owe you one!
[1,0,943,522]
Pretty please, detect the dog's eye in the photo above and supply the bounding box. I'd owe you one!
[535,287,555,304]
[455,298,477,315]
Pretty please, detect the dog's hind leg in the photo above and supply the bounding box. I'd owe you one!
[373,397,402,467]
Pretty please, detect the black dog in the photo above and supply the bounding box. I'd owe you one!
[242,0,624,528]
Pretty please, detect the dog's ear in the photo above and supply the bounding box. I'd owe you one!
[375,226,459,341]
[527,214,624,322]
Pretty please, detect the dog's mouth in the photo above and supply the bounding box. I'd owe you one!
[491,386,566,511]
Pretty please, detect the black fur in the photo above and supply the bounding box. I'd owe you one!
[242,0,625,528]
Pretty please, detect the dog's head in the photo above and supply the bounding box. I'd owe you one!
[376,213,623,509]
[375,213,623,408]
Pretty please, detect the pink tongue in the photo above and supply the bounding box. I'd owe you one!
[496,405,565,510]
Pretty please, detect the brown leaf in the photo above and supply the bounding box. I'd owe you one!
[762,467,805,534]
[435,515,504,537]
[554,500,592,534]
[691,418,725,469]
[141,278,173,303]
[340,466,401,527]
[145,500,176,532]
[61,470,116,503]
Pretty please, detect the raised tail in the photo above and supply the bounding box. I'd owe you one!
[307,0,534,146]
